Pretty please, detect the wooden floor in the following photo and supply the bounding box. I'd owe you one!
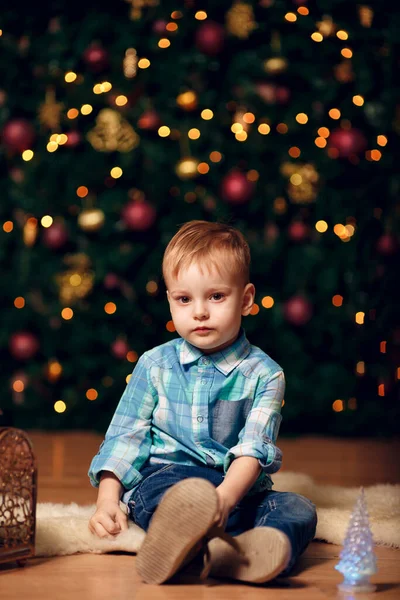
[1,432,399,599]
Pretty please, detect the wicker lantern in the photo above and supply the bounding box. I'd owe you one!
[0,427,37,565]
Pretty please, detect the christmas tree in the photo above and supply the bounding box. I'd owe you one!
[335,488,377,593]
[0,1,398,432]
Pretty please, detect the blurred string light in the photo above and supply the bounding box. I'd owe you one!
[67,108,79,119]
[105,302,117,314]
[54,400,66,413]
[158,38,171,48]
[115,95,128,106]
[380,341,386,353]
[337,30,349,40]
[315,221,328,232]
[332,295,343,307]
[332,400,344,412]
[127,350,138,363]
[138,58,150,69]
[65,71,77,83]
[3,221,13,232]
[41,215,53,227]
[258,123,271,135]
[250,304,260,315]
[188,128,200,139]
[285,12,297,22]
[209,151,222,162]
[356,361,365,375]
[77,186,88,198]
[93,82,112,94]
[355,312,365,324]
[81,104,93,115]
[201,109,213,120]
[158,126,170,137]
[22,150,34,161]
[297,6,309,15]
[195,11,207,20]
[61,307,73,320]
[261,296,274,308]
[377,135,387,146]
[86,388,98,401]
[14,296,25,308]
[110,166,123,178]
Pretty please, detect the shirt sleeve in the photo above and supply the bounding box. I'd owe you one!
[223,370,284,474]
[88,353,157,490]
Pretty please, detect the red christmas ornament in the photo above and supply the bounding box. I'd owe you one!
[64,130,82,148]
[327,128,367,158]
[111,338,130,360]
[152,20,168,35]
[221,170,255,204]
[283,295,313,326]
[195,21,225,55]
[376,233,398,256]
[42,221,68,249]
[1,118,35,153]
[121,200,157,231]
[104,273,120,290]
[9,331,39,360]
[256,82,290,105]
[137,109,161,131]
[288,221,310,242]
[82,43,109,73]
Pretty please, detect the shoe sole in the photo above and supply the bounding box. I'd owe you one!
[135,477,218,584]
[208,527,291,584]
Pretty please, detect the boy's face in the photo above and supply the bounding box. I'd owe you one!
[166,261,255,354]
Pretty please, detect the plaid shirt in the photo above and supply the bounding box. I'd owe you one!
[89,329,285,501]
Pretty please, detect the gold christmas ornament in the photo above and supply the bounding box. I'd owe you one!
[358,5,374,27]
[124,0,159,20]
[123,48,138,78]
[77,208,105,232]
[280,162,319,204]
[263,57,288,75]
[316,16,336,37]
[38,87,64,131]
[175,157,199,180]
[226,1,256,39]
[87,109,140,152]
[176,91,198,111]
[55,253,94,305]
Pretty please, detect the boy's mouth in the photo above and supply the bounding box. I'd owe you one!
[193,327,212,332]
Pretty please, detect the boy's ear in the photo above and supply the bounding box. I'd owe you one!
[241,283,255,316]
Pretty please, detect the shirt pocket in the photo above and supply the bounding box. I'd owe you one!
[211,396,253,448]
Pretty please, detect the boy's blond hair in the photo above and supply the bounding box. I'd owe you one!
[162,220,250,285]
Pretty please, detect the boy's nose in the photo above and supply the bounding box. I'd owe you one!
[193,303,209,320]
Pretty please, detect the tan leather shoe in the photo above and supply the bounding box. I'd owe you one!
[136,478,220,584]
[207,527,291,584]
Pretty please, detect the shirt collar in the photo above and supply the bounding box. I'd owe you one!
[180,328,250,376]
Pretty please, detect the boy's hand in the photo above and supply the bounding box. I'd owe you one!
[89,499,128,538]
[215,486,235,530]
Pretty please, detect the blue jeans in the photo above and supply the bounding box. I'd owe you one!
[128,463,317,575]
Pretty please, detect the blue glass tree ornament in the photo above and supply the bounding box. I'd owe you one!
[335,487,377,593]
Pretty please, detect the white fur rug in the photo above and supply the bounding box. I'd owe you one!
[34,472,400,557]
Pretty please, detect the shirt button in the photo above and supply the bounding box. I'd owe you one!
[201,358,210,366]
[197,416,204,422]
[201,379,207,385]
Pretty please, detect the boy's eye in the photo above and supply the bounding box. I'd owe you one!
[178,296,190,304]
[211,293,224,301]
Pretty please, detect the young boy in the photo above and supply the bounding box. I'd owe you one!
[88,220,317,584]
